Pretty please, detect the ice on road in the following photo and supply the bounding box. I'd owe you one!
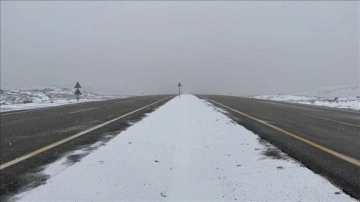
[16,95,354,201]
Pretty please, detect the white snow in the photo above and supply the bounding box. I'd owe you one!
[253,84,360,111]
[296,83,359,98]
[15,95,354,201]
[0,99,95,112]
[254,95,360,111]
[0,87,128,112]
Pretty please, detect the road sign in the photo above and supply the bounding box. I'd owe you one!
[74,88,81,102]
[177,82,182,98]
[75,88,82,95]
[74,82,81,89]
[74,82,82,102]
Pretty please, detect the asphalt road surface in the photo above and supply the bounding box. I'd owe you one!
[0,95,173,200]
[1,94,359,200]
[198,95,360,199]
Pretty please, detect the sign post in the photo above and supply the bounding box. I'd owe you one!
[177,82,182,98]
[74,82,82,102]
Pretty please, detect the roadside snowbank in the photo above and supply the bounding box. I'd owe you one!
[15,95,354,201]
[0,87,126,112]
[254,95,360,111]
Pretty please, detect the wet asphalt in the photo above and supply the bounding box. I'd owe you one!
[0,95,173,200]
[198,95,360,199]
[1,94,359,200]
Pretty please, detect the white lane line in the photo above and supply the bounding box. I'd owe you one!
[0,96,173,170]
[0,99,134,116]
[69,107,99,114]
[0,109,36,116]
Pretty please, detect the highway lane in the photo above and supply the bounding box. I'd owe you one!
[198,95,360,199]
[0,95,173,199]
[0,95,172,164]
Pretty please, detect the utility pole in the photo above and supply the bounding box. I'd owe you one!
[74,82,82,102]
[177,82,182,98]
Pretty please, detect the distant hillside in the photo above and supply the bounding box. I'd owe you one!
[0,87,118,105]
[294,83,359,98]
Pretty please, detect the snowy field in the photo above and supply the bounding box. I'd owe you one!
[296,83,359,98]
[0,87,126,112]
[14,95,353,201]
[253,84,360,111]
[254,95,360,111]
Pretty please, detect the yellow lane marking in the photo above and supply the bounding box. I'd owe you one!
[206,98,360,167]
[69,107,99,114]
[0,96,172,170]
[302,114,360,128]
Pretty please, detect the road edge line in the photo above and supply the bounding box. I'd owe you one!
[204,98,360,167]
[0,96,173,170]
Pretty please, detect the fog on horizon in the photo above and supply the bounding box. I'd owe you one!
[1,1,359,96]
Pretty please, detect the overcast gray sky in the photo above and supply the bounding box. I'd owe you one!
[1,1,359,95]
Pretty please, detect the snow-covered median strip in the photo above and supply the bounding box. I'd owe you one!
[254,95,360,111]
[15,95,354,201]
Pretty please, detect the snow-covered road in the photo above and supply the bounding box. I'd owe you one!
[16,95,354,201]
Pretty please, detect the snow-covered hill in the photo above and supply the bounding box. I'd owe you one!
[254,95,359,111]
[0,87,126,112]
[295,83,359,98]
[0,87,109,105]
[254,84,360,111]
